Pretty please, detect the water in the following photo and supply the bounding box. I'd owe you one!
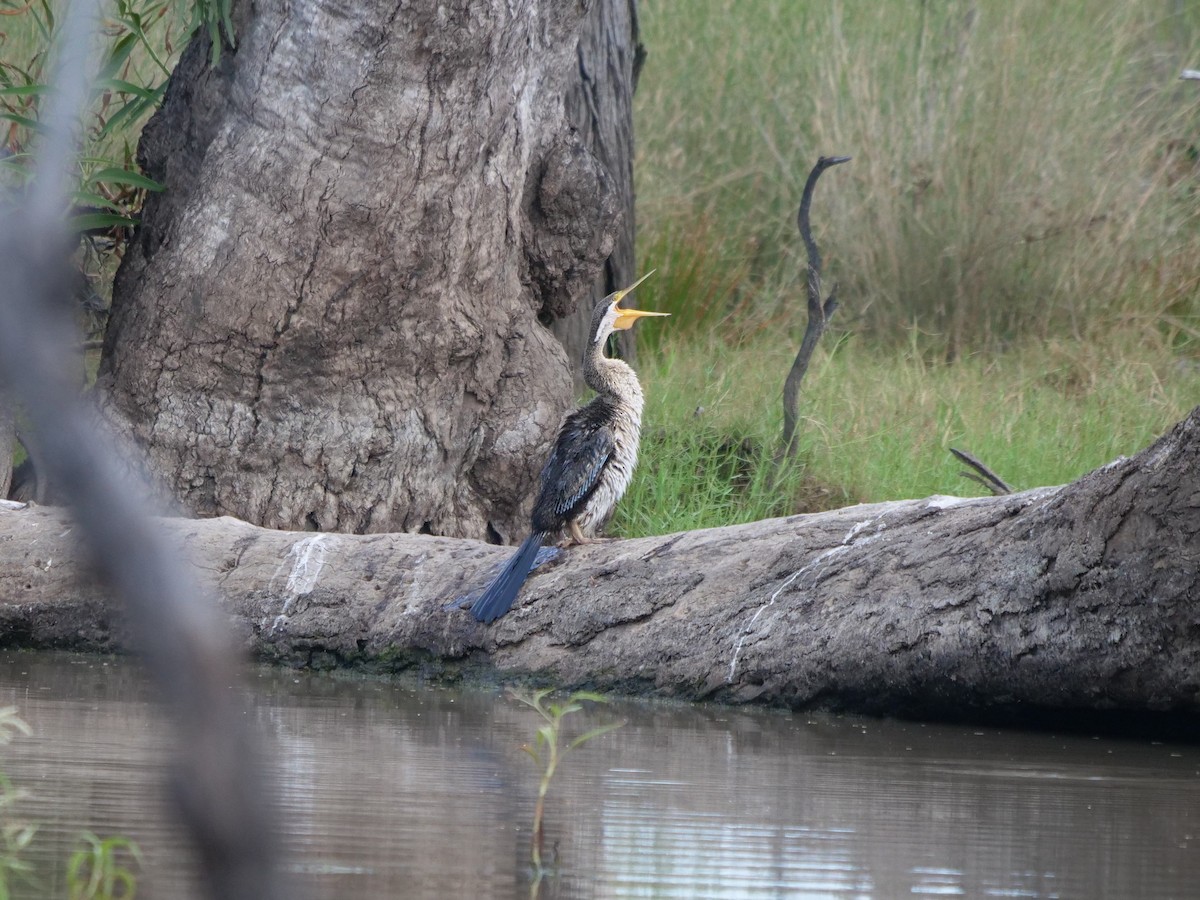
[0,651,1197,899]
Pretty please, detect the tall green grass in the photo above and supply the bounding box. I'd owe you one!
[612,330,1200,537]
[612,0,1200,536]
[636,0,1200,353]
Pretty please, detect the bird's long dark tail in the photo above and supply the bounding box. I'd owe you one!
[469,532,546,623]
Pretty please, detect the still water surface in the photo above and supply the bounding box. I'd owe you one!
[0,651,1196,899]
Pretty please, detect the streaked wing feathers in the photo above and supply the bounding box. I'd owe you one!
[531,418,615,531]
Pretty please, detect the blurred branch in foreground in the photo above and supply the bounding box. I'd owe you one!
[0,2,293,898]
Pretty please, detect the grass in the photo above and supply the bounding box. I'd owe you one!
[611,0,1200,536]
[636,1,1200,353]
[611,327,1200,537]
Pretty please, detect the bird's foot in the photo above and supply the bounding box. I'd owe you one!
[556,533,614,549]
[557,520,589,549]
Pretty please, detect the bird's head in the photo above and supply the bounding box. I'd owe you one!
[590,270,669,345]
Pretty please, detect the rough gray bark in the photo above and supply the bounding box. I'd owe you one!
[3,406,1197,719]
[555,0,643,382]
[98,0,623,542]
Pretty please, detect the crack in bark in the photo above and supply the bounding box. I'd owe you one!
[249,9,292,127]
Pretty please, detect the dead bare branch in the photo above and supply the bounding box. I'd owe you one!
[949,447,1013,495]
[778,154,851,463]
[0,4,293,898]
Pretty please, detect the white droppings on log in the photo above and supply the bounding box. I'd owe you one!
[268,535,331,631]
[727,511,895,684]
[726,564,813,685]
[843,510,892,548]
[285,535,329,597]
[925,496,966,510]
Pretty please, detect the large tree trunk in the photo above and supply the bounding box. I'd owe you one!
[554,0,644,382]
[3,407,1197,720]
[97,0,626,542]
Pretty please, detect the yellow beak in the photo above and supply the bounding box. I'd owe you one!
[612,270,670,330]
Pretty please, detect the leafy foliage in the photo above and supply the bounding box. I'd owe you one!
[0,0,234,272]
[508,688,622,877]
[0,710,34,900]
[3,0,170,231]
[66,833,141,900]
[0,708,142,900]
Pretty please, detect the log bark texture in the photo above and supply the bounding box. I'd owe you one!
[97,0,624,542]
[2,407,1197,718]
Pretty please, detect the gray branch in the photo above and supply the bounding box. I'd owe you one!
[779,155,851,463]
[0,5,292,898]
[949,447,1013,495]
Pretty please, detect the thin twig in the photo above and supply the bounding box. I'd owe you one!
[949,447,1013,495]
[0,5,292,899]
[779,154,851,462]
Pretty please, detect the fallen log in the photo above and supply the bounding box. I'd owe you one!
[2,406,1197,719]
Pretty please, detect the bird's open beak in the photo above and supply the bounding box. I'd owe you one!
[612,270,669,330]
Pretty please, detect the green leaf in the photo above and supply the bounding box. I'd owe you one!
[207,18,222,66]
[93,78,159,100]
[87,166,164,192]
[71,190,125,213]
[0,60,38,86]
[34,0,53,39]
[0,111,44,133]
[0,153,33,176]
[69,211,138,233]
[0,84,49,98]
[221,0,237,48]
[105,835,142,863]
[96,83,166,138]
[112,870,137,897]
[9,825,35,853]
[98,34,139,81]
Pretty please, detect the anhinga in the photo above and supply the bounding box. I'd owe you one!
[469,272,667,623]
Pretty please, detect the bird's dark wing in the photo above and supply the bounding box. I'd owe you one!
[531,411,615,532]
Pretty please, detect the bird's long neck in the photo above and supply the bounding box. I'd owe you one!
[583,338,644,412]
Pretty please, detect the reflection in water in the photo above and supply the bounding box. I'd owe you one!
[0,651,1196,898]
